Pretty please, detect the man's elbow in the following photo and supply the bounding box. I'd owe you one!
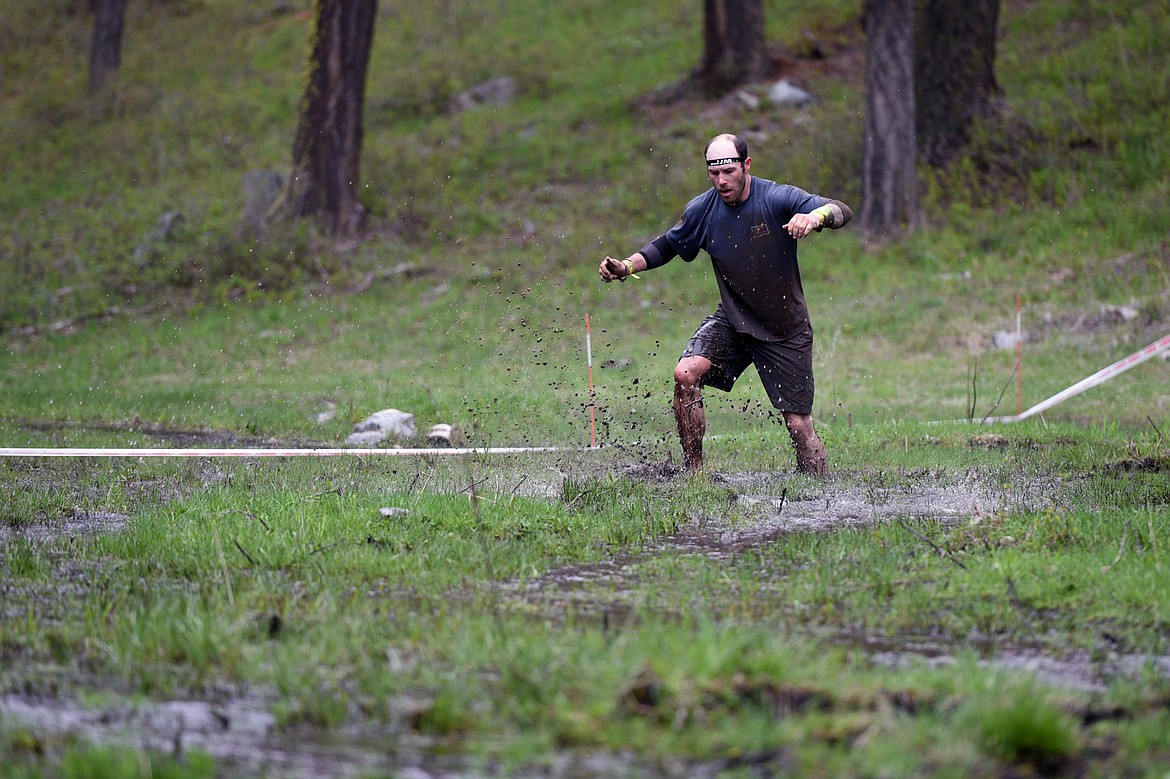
[829,200,853,228]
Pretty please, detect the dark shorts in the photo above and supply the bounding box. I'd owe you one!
[680,309,815,414]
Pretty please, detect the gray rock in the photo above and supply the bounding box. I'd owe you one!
[768,78,815,108]
[314,400,336,425]
[354,409,416,439]
[733,89,760,111]
[1101,304,1139,323]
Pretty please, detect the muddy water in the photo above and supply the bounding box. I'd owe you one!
[905,646,1170,693]
[850,632,1170,693]
[508,471,1170,695]
[0,509,129,545]
[0,694,675,778]
[668,473,996,551]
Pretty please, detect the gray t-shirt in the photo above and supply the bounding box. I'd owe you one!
[643,177,828,342]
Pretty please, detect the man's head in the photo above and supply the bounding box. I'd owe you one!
[704,133,751,206]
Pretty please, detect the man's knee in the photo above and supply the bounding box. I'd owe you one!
[674,357,709,392]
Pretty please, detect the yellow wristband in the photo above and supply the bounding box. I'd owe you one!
[813,205,833,226]
[623,259,640,280]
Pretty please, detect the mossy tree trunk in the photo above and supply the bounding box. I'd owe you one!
[915,0,1001,166]
[861,0,919,239]
[89,0,128,93]
[695,0,767,96]
[273,0,377,237]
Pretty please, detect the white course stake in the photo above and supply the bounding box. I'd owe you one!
[585,312,596,448]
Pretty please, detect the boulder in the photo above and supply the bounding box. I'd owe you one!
[354,408,416,439]
[344,408,416,446]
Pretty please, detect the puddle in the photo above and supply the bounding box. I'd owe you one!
[658,478,990,556]
[0,510,129,545]
[0,694,400,778]
[847,632,1170,693]
[503,473,998,614]
[502,474,1170,693]
[0,694,696,778]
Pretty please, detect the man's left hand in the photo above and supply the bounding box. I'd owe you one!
[783,213,821,239]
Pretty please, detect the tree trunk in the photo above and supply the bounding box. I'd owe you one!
[89,0,128,93]
[695,0,767,96]
[272,0,377,236]
[860,0,919,239]
[915,0,1001,166]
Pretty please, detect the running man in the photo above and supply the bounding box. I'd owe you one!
[599,133,852,475]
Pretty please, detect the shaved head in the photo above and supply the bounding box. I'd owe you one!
[703,133,752,205]
[704,133,748,164]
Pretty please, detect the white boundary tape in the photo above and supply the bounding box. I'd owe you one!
[0,446,578,459]
[982,331,1170,424]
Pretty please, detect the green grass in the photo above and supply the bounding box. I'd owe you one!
[3,0,1170,776]
[2,425,1169,774]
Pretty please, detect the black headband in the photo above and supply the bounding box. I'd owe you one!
[706,156,743,167]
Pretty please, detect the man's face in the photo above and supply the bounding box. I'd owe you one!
[707,158,751,205]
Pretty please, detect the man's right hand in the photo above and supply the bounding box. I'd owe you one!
[599,256,627,283]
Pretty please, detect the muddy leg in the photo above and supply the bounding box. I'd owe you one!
[784,412,828,477]
[674,356,711,471]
